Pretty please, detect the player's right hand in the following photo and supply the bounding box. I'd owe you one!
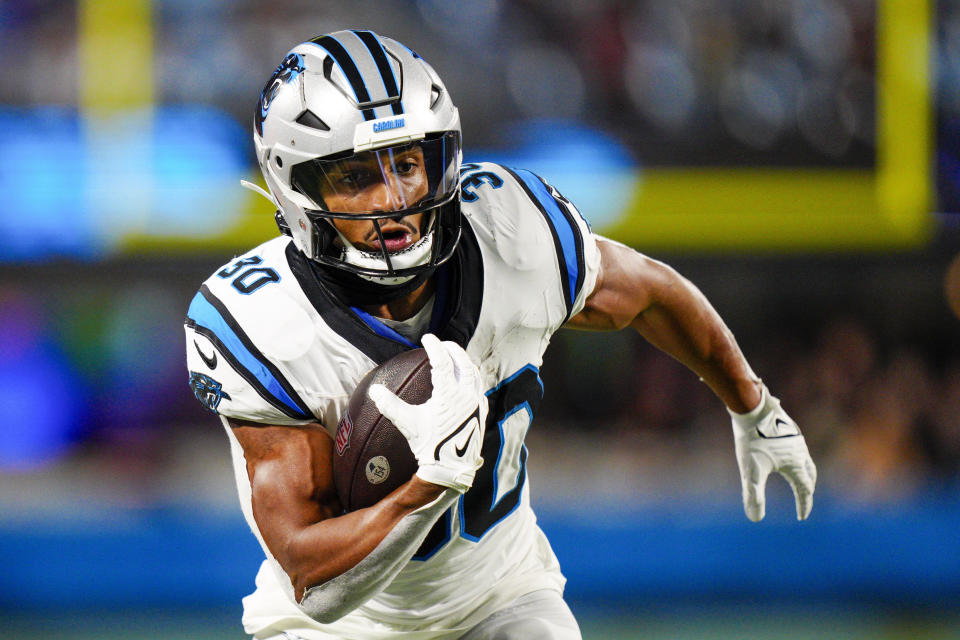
[369,334,487,493]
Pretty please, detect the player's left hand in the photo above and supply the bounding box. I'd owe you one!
[728,384,817,522]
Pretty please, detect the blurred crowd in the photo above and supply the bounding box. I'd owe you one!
[5,1,959,205]
[535,257,960,507]
[6,0,959,168]
[149,0,875,167]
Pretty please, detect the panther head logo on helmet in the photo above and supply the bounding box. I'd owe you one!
[255,52,306,137]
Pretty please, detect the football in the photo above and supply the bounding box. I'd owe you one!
[332,349,430,511]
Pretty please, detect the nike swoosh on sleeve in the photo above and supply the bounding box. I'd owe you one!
[194,340,218,369]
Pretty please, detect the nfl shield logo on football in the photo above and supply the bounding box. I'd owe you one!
[335,414,353,455]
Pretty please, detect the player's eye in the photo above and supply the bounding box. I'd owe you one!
[335,170,373,190]
[337,174,358,188]
[393,154,425,179]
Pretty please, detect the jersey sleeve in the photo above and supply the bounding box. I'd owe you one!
[185,285,318,426]
[500,167,601,320]
[184,241,325,427]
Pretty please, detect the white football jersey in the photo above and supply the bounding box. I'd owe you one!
[184,162,601,639]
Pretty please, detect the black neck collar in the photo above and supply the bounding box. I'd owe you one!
[285,222,484,364]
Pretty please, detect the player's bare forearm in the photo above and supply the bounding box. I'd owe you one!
[628,287,761,413]
[283,477,443,600]
[567,238,761,413]
[229,420,444,600]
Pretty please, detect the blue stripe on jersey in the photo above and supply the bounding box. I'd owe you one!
[187,290,313,420]
[350,307,418,348]
[509,168,584,311]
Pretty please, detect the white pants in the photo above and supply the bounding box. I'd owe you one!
[266,589,581,640]
[456,589,581,640]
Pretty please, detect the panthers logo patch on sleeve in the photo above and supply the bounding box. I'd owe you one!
[189,371,232,412]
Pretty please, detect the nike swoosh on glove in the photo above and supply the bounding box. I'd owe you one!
[729,384,817,522]
[369,334,487,493]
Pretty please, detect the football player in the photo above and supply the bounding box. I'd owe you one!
[184,30,817,640]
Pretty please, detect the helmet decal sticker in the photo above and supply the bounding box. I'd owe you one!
[256,52,305,136]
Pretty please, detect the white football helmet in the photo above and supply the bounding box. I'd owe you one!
[252,30,463,289]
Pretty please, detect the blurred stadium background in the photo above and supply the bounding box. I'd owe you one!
[2,1,960,638]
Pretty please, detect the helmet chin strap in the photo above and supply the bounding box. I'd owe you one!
[337,231,435,285]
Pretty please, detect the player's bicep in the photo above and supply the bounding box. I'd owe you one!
[565,236,663,331]
[230,421,342,562]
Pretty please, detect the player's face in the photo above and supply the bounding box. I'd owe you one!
[319,146,429,253]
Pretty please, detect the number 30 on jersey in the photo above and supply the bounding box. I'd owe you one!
[414,365,542,559]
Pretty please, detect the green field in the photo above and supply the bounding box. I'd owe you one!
[6,605,960,640]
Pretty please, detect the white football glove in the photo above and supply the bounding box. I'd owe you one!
[369,334,487,493]
[729,384,817,522]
